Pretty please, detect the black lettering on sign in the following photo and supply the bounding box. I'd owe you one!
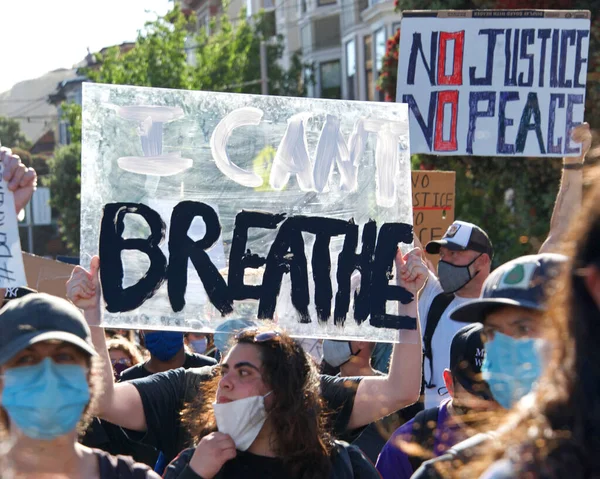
[228,210,286,301]
[370,223,417,330]
[100,203,167,313]
[167,201,233,315]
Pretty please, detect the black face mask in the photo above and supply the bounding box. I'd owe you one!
[437,254,483,294]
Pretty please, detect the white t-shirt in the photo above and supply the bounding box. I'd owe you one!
[418,270,471,410]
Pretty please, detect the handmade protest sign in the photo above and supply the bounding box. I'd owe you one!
[0,158,27,288]
[411,170,455,267]
[397,10,591,156]
[81,83,411,341]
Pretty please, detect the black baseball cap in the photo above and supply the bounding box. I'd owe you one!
[426,221,493,259]
[450,323,492,400]
[0,293,97,365]
[449,253,567,324]
[2,286,37,306]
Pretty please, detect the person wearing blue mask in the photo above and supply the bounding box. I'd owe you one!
[449,253,567,410]
[404,253,567,479]
[120,329,217,381]
[0,293,160,479]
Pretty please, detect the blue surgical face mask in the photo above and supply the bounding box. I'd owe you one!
[190,338,208,355]
[1,357,90,440]
[144,331,184,361]
[481,331,544,409]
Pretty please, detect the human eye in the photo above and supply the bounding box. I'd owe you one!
[239,368,252,377]
[14,354,37,366]
[54,352,78,363]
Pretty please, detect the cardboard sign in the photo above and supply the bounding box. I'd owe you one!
[0,162,27,288]
[81,83,413,341]
[22,253,75,299]
[397,10,591,156]
[411,171,455,267]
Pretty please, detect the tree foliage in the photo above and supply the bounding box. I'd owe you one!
[378,3,599,265]
[48,142,81,253]
[54,6,307,255]
[0,117,31,150]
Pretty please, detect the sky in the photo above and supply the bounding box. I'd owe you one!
[0,0,173,93]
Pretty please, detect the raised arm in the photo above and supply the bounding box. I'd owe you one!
[347,247,425,430]
[539,123,592,254]
[67,256,148,432]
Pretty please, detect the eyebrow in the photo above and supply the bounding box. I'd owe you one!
[221,361,260,372]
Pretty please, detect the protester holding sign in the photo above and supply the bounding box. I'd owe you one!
[0,293,160,479]
[66,250,423,466]
[0,145,37,297]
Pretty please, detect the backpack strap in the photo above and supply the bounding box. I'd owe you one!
[330,441,355,479]
[406,407,440,473]
[423,293,454,390]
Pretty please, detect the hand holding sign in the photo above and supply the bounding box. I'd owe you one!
[0,146,37,214]
[396,247,428,296]
[565,123,592,165]
[67,256,102,325]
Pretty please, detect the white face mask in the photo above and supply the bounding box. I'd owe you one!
[212,391,272,451]
[190,338,208,354]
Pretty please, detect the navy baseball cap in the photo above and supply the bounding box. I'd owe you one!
[450,323,492,400]
[426,221,493,259]
[0,293,97,365]
[449,253,567,324]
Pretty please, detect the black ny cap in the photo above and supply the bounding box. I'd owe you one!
[450,253,567,324]
[450,323,491,400]
[0,293,97,365]
[426,221,493,259]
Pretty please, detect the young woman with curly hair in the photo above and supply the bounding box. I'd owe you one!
[163,327,381,479]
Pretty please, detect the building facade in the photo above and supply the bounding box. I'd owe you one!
[179,0,401,100]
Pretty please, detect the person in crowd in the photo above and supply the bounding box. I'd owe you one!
[120,330,217,381]
[418,123,591,410]
[163,327,381,478]
[107,335,145,380]
[0,293,160,478]
[322,339,380,377]
[185,332,220,360]
[321,338,425,463]
[66,249,424,466]
[455,171,600,478]
[376,323,497,479]
[408,252,567,478]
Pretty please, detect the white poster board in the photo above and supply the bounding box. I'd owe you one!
[397,10,591,156]
[81,83,413,341]
[0,162,27,288]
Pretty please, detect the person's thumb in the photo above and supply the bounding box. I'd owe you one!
[90,256,100,285]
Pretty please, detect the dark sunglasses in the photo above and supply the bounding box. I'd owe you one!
[111,358,132,367]
[235,329,281,343]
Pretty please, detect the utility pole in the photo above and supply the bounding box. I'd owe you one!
[260,40,269,95]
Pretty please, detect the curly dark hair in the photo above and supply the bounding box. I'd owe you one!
[181,326,333,478]
[454,167,600,478]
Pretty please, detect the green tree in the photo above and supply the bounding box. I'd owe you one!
[53,6,308,255]
[47,142,81,253]
[0,116,31,149]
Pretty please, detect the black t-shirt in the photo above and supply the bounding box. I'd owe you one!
[94,448,161,479]
[120,353,217,381]
[130,367,362,465]
[163,448,286,479]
